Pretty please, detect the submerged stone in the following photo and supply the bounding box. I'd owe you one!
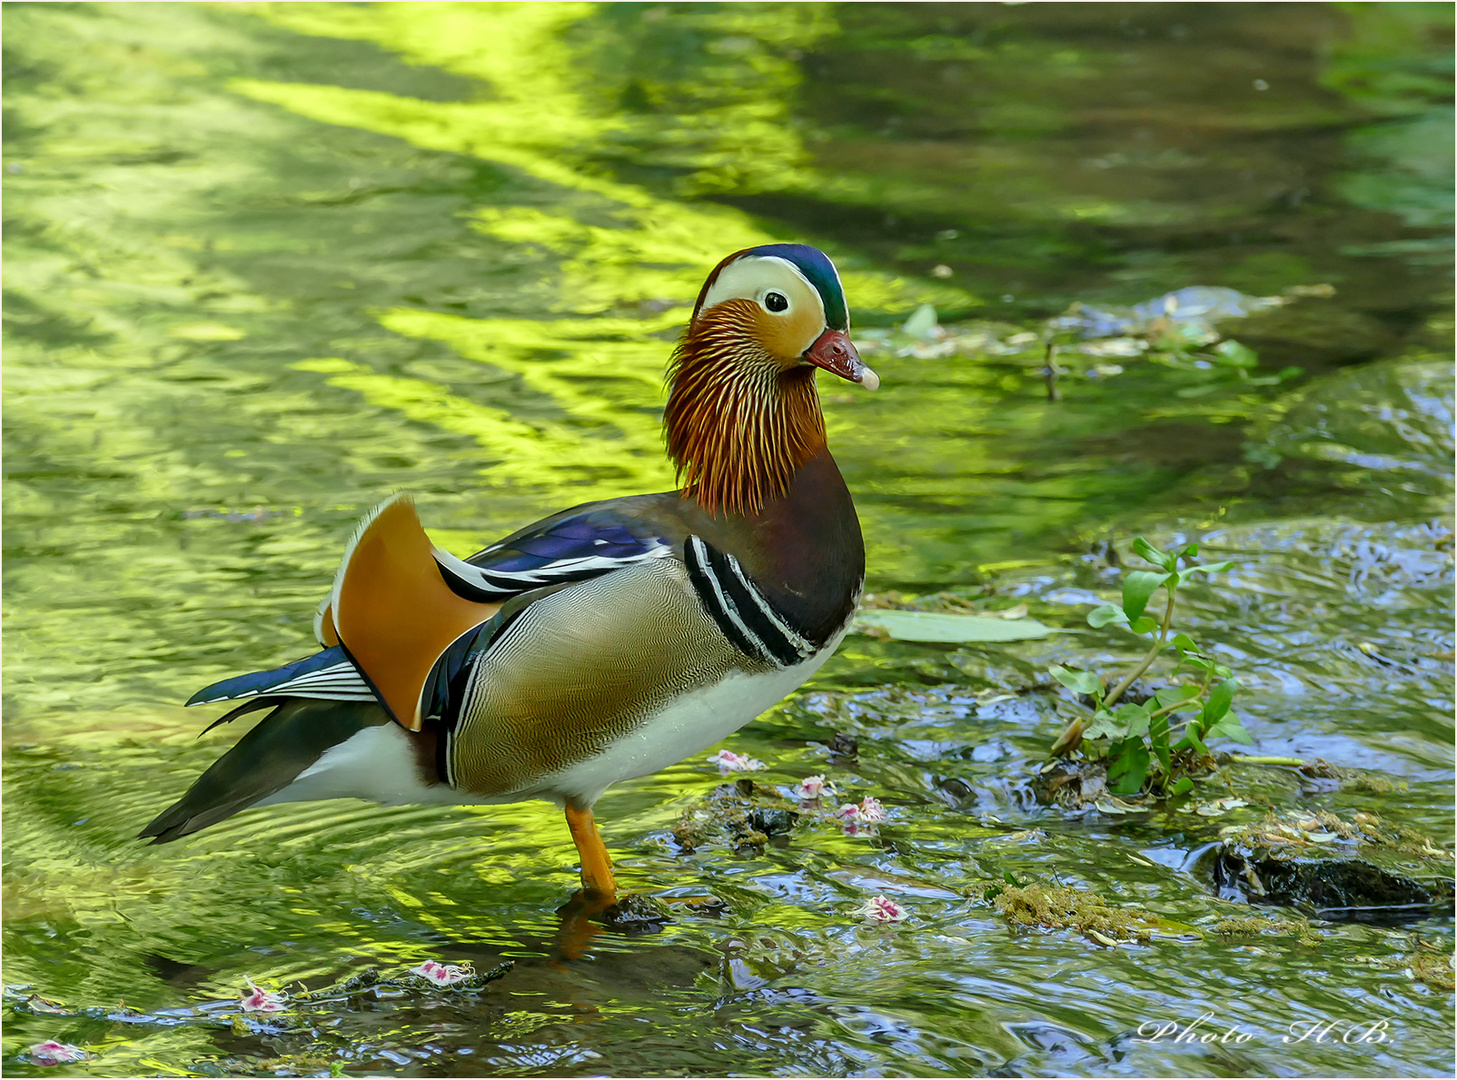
[601,893,671,935]
[1208,810,1455,921]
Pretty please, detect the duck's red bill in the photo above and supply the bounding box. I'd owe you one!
[804,328,879,391]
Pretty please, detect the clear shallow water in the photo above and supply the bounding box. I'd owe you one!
[4,3,1453,1076]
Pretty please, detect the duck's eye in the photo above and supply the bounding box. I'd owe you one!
[763,291,789,313]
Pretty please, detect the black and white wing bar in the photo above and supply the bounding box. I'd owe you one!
[683,535,814,668]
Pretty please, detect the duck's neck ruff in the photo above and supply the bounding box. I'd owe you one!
[665,300,827,517]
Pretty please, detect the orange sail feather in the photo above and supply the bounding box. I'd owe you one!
[328,495,500,730]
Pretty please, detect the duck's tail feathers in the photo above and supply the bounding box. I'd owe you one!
[185,646,375,708]
[139,698,392,844]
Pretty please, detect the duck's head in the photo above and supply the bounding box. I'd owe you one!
[666,245,878,516]
[686,243,878,392]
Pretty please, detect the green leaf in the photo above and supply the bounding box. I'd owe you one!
[1154,684,1201,710]
[1180,730,1211,756]
[1084,709,1124,741]
[1150,715,1172,773]
[1211,339,1258,368]
[1175,560,1234,585]
[1209,717,1254,745]
[1128,615,1159,634]
[1087,603,1129,628]
[1122,570,1172,622]
[1131,537,1171,569]
[1169,776,1195,796]
[1199,678,1238,726]
[855,610,1059,643]
[1177,655,1216,678]
[1050,664,1104,698]
[1108,739,1151,795]
[1171,633,1199,653]
[1175,383,1220,398]
[1115,701,1151,738]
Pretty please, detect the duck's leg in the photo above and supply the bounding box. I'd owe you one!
[564,802,616,899]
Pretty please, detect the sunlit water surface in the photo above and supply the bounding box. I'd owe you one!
[4,4,1453,1077]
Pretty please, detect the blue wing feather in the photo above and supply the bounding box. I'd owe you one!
[436,506,672,603]
[187,645,375,707]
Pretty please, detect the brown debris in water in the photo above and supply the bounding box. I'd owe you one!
[992,884,1155,946]
[1222,810,1452,862]
[1299,759,1409,794]
[1212,810,1454,915]
[672,780,800,854]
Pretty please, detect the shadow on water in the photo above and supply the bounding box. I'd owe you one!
[4,3,1453,1076]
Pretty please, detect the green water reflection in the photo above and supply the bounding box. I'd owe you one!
[4,3,1452,1077]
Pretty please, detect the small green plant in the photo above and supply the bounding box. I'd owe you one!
[1151,336,1303,398]
[1047,538,1250,796]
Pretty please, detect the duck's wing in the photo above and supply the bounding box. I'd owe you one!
[444,501,676,602]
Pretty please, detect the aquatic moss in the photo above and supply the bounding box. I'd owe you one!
[992,884,1154,946]
[1408,947,1456,993]
[1208,915,1322,947]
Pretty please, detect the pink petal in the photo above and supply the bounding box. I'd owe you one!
[239,978,288,1012]
[30,1040,87,1065]
[858,796,888,823]
[792,774,834,800]
[706,749,765,773]
[411,960,474,986]
[856,895,908,923]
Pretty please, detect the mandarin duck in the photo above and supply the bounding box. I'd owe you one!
[140,244,877,899]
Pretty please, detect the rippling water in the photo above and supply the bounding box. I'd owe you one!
[4,4,1453,1076]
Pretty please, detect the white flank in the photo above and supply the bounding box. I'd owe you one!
[253,591,859,815]
[254,724,489,809]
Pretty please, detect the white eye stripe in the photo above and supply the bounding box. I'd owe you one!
[698,255,824,328]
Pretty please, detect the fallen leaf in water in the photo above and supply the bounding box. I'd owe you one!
[855,610,1060,643]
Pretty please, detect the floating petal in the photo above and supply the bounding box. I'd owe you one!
[29,1041,87,1066]
[411,960,475,987]
[793,774,834,801]
[855,895,907,924]
[706,749,766,773]
[239,978,289,1013]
